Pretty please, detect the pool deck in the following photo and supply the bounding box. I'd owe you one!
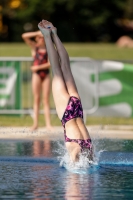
[0,125,133,140]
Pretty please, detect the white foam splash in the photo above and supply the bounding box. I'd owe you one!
[56,142,94,170]
[59,151,94,170]
[54,139,106,173]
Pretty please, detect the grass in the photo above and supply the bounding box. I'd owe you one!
[0,115,133,127]
[65,43,133,61]
[0,115,61,127]
[0,42,133,127]
[0,42,133,60]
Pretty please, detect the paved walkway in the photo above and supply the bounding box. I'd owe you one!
[0,125,133,140]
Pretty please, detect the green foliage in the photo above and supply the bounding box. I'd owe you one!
[0,0,131,42]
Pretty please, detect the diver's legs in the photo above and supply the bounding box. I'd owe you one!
[38,21,69,119]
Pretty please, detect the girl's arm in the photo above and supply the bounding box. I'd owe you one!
[22,31,42,48]
[30,61,50,72]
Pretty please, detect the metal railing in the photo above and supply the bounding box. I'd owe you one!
[0,57,99,121]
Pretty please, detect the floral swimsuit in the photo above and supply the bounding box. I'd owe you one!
[61,96,92,151]
[33,47,49,81]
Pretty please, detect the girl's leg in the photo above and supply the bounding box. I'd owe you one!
[31,73,41,130]
[42,74,52,130]
[51,28,79,99]
[38,22,70,119]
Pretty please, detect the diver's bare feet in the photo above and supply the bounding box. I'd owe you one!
[43,20,57,34]
[42,20,55,29]
[38,21,51,36]
[38,20,57,35]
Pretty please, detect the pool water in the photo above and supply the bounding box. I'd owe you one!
[0,138,133,199]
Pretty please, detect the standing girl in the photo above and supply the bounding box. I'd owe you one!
[22,31,52,131]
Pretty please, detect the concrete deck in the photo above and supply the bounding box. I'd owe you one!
[0,125,133,140]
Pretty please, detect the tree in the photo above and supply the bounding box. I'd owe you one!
[0,0,129,42]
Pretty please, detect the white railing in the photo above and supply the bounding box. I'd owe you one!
[0,57,99,122]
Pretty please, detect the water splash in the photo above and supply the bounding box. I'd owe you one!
[53,140,104,173]
[52,136,120,174]
[59,151,94,170]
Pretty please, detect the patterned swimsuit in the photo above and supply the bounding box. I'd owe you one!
[61,96,92,151]
[33,47,49,81]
